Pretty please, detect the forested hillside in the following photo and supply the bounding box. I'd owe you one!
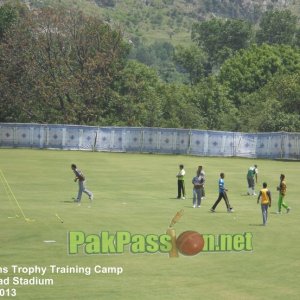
[21,0,299,45]
[0,0,300,132]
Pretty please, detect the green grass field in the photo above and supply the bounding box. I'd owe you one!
[0,149,299,300]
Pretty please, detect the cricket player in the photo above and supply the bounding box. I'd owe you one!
[277,174,291,214]
[197,165,206,200]
[210,173,234,213]
[192,171,203,208]
[71,164,93,205]
[176,164,186,199]
[257,182,271,226]
[247,164,258,195]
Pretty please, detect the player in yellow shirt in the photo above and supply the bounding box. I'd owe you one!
[257,182,272,226]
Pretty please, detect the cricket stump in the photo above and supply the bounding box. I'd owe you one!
[166,227,179,258]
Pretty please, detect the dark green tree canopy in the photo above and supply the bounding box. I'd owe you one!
[238,73,300,132]
[0,1,24,41]
[0,6,130,124]
[192,18,253,66]
[256,9,298,46]
[219,44,300,103]
[173,45,208,85]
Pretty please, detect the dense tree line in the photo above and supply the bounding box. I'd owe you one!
[0,1,300,132]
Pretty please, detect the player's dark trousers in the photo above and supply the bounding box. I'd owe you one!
[247,176,254,188]
[177,180,185,198]
[211,191,231,210]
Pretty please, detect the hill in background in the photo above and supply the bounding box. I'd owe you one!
[12,0,300,45]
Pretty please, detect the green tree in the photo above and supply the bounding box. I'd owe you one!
[256,10,298,46]
[159,83,206,129]
[191,77,238,130]
[95,0,117,7]
[156,61,188,83]
[174,44,208,85]
[0,6,129,124]
[192,18,253,67]
[295,29,300,48]
[0,0,25,41]
[131,41,174,67]
[134,44,157,66]
[219,44,300,105]
[238,73,300,132]
[129,41,185,83]
[112,60,163,127]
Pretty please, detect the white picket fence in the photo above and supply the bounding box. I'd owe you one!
[0,123,299,159]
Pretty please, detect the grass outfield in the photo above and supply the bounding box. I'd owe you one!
[0,149,299,300]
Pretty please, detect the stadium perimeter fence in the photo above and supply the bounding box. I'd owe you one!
[0,123,299,159]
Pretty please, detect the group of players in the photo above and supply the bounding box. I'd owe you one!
[69,162,291,226]
[176,164,291,226]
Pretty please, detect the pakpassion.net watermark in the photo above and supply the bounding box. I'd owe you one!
[68,231,253,256]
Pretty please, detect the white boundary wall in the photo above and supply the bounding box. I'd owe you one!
[0,123,299,159]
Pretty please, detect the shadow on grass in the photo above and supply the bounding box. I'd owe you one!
[183,205,201,209]
[182,206,232,213]
[62,198,78,203]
